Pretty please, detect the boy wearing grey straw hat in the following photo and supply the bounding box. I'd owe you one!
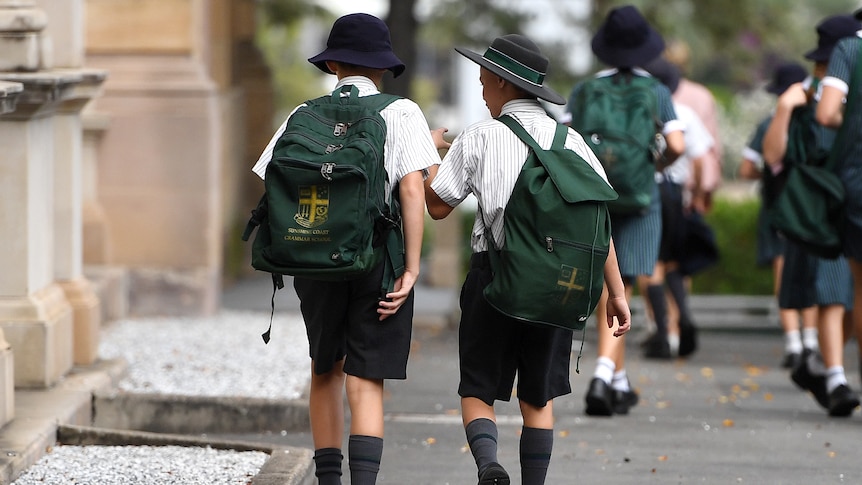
[424,34,630,485]
[251,13,441,485]
[566,4,685,416]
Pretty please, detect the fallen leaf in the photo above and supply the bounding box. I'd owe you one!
[558,430,570,438]
[656,401,671,409]
[763,393,774,401]
[723,419,734,427]
[701,367,714,378]
[658,455,668,461]
[731,384,742,394]
[745,365,764,376]
[828,451,837,458]
[424,437,436,445]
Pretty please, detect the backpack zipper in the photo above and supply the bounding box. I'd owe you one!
[295,106,387,137]
[545,236,609,255]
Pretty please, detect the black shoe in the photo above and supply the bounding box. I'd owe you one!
[643,336,672,360]
[678,320,698,357]
[790,349,829,409]
[781,352,802,370]
[827,385,860,417]
[585,378,613,416]
[612,388,639,415]
[478,462,509,485]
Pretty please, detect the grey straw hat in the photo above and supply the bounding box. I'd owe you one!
[455,34,566,105]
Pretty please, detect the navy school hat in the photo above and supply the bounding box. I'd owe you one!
[644,57,681,93]
[765,62,808,95]
[307,13,406,78]
[591,5,665,68]
[804,14,861,63]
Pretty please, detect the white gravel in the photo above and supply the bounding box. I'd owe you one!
[11,311,312,485]
[98,310,311,400]
[12,445,269,485]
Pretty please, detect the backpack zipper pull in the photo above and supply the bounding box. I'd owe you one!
[546,236,554,252]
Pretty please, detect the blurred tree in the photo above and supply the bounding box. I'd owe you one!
[386,0,419,97]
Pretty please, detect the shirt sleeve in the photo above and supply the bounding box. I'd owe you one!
[823,38,855,95]
[430,130,474,207]
[385,99,442,181]
[656,84,685,134]
[251,104,304,180]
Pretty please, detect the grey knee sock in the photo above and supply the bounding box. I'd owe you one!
[313,447,343,485]
[666,271,693,324]
[646,284,668,337]
[520,426,553,485]
[348,435,383,485]
[466,418,499,473]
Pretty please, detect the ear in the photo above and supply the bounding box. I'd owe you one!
[325,60,339,73]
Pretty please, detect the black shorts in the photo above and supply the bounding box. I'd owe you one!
[294,262,414,379]
[457,253,574,408]
[659,180,686,263]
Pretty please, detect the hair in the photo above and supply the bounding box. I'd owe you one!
[664,39,691,74]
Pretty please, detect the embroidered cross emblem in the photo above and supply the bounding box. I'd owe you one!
[557,266,585,305]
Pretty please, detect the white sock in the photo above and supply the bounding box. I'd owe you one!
[594,356,616,384]
[784,330,803,354]
[802,327,819,351]
[611,370,630,392]
[668,333,680,356]
[826,366,847,394]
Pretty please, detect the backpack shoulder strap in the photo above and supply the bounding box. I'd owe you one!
[496,114,568,158]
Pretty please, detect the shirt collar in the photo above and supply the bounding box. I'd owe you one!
[334,76,380,95]
[500,98,545,116]
[595,67,652,78]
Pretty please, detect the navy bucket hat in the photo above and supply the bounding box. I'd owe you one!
[307,13,406,78]
[455,34,566,105]
[765,62,807,95]
[804,15,861,63]
[591,5,665,68]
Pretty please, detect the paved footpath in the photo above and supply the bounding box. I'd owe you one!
[220,277,862,485]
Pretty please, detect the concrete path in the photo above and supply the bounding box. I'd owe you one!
[216,274,862,484]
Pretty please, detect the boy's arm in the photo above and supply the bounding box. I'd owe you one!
[817,85,845,129]
[378,170,425,320]
[423,164,455,220]
[762,83,807,168]
[602,238,631,337]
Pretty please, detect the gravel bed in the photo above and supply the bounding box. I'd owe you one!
[12,445,269,485]
[98,310,310,400]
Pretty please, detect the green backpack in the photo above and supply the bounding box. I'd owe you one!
[484,116,618,331]
[242,85,404,341]
[569,74,662,215]
[767,104,845,259]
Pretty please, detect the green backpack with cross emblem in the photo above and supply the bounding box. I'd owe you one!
[484,116,618,331]
[568,73,662,215]
[242,85,404,342]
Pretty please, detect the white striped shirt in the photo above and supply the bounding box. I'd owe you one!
[251,76,440,188]
[430,99,611,252]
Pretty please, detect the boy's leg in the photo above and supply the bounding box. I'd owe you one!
[519,400,554,485]
[463,398,508,484]
[309,360,346,484]
[346,375,385,485]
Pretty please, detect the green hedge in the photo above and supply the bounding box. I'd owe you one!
[690,197,773,295]
[446,196,773,295]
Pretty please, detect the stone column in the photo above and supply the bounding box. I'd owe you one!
[0,80,22,427]
[53,70,106,365]
[0,0,80,388]
[35,0,107,365]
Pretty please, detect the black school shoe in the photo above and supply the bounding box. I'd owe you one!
[781,352,802,370]
[585,378,614,416]
[478,462,510,485]
[790,349,829,409]
[643,335,672,359]
[678,319,698,357]
[827,385,860,417]
[612,388,639,415]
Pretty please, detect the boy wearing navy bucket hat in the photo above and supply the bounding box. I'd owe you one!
[251,13,441,485]
[424,34,631,484]
[566,5,686,417]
